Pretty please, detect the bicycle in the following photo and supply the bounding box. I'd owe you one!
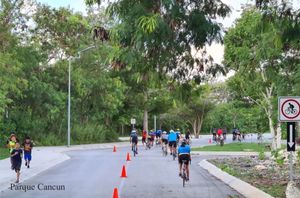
[285,107,297,115]
[146,140,151,150]
[181,160,188,187]
[132,143,138,157]
[172,147,177,160]
[162,143,168,156]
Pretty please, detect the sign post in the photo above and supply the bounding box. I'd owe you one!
[287,122,295,181]
[278,97,299,182]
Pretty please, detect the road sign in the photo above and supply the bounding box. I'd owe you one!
[287,122,296,152]
[130,118,136,125]
[278,96,300,122]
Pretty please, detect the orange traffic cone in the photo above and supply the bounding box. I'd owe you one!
[209,138,212,144]
[126,152,131,161]
[113,145,117,152]
[120,165,127,178]
[112,188,119,198]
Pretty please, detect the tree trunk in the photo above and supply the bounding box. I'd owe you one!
[267,114,276,150]
[276,122,281,149]
[196,116,203,139]
[143,109,148,132]
[193,119,197,138]
[121,124,124,136]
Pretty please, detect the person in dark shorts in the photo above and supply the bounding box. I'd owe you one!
[130,129,138,154]
[22,136,33,168]
[178,139,191,181]
[11,142,23,183]
[7,133,19,170]
[161,131,168,145]
[168,130,177,155]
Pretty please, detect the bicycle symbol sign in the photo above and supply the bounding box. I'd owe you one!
[279,97,300,122]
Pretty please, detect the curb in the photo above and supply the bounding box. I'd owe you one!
[199,159,273,198]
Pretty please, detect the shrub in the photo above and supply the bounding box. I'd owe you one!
[259,150,265,160]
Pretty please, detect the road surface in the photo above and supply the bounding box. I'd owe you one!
[1,145,244,198]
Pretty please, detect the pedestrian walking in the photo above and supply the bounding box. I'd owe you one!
[22,136,33,168]
[11,142,23,183]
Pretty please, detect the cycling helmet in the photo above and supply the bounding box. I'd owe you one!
[170,129,174,133]
[162,131,167,134]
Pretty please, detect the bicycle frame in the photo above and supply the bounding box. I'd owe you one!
[132,143,137,156]
[182,161,188,187]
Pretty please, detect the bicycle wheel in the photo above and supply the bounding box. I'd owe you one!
[182,171,186,187]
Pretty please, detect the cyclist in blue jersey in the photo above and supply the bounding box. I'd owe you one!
[168,130,177,155]
[178,139,191,181]
[175,129,181,142]
[130,129,138,154]
[156,129,162,144]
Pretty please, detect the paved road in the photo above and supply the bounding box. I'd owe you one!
[1,145,244,198]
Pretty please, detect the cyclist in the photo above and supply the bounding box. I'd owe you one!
[175,129,181,143]
[236,129,241,141]
[142,129,147,145]
[161,131,168,146]
[149,130,155,146]
[212,128,217,142]
[232,128,237,141]
[168,130,177,155]
[185,129,191,144]
[130,129,138,154]
[217,128,223,144]
[178,139,191,181]
[156,129,162,145]
[289,103,295,111]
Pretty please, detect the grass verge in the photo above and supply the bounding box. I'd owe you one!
[0,147,10,160]
[192,142,270,152]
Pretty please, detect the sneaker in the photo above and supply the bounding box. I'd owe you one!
[179,173,182,177]
[27,165,30,168]
[15,180,19,183]
[186,178,189,182]
[25,162,28,166]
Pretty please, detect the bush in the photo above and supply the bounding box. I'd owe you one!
[259,150,265,160]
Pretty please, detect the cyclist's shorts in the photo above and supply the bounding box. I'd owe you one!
[178,154,190,165]
[169,141,177,147]
[156,134,161,138]
[132,136,138,144]
[162,139,168,144]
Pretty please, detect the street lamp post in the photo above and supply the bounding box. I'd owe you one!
[67,45,96,147]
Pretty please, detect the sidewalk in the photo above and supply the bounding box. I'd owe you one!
[0,142,128,192]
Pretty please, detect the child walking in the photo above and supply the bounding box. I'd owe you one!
[11,142,23,183]
[22,136,33,168]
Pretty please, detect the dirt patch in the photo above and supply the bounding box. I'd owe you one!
[209,156,300,198]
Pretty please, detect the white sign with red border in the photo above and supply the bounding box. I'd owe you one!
[278,96,300,122]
